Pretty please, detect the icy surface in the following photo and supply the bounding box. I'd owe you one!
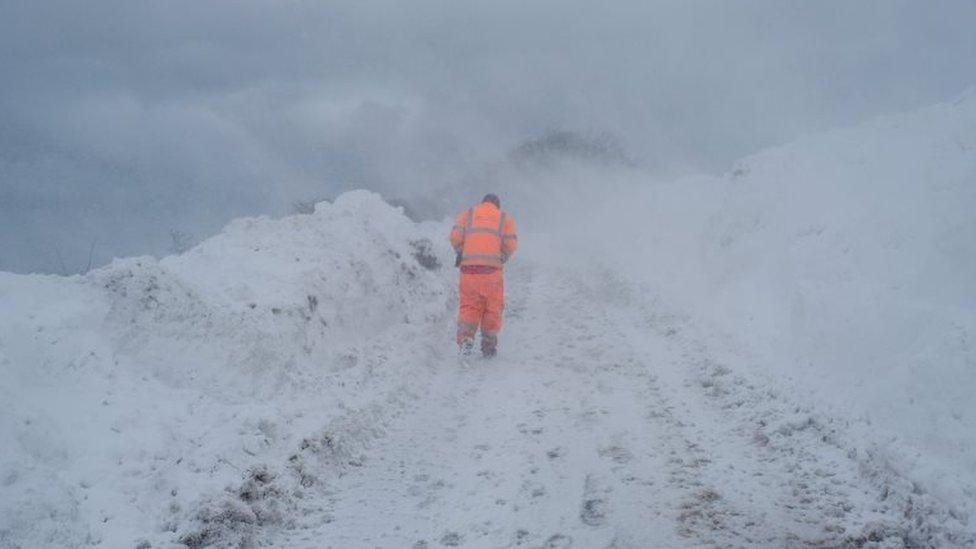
[1,93,975,547]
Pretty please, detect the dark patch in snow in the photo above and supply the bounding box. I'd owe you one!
[546,447,565,460]
[410,238,441,271]
[439,531,463,546]
[579,498,607,527]
[178,465,291,549]
[542,533,573,548]
[598,445,633,464]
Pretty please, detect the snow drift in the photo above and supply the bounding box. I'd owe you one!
[0,192,456,548]
[544,87,976,524]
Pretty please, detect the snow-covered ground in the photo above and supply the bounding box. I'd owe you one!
[2,90,975,548]
[0,193,455,547]
[584,87,976,527]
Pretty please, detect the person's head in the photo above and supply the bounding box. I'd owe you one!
[482,193,500,208]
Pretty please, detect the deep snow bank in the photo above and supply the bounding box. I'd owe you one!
[0,191,456,548]
[565,88,976,521]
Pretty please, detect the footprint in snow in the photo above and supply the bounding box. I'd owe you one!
[546,447,565,459]
[580,497,608,527]
[580,475,611,527]
[440,531,463,546]
[598,445,633,464]
[542,533,573,548]
[521,480,548,499]
[517,422,544,436]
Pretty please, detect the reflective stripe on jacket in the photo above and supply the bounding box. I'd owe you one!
[449,202,517,268]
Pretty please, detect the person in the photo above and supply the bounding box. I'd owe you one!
[449,193,518,357]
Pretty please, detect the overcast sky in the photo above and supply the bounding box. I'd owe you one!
[2,0,975,274]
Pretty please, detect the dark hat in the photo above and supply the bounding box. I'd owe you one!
[482,193,500,208]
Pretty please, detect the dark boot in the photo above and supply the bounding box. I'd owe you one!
[459,338,475,357]
[481,334,497,358]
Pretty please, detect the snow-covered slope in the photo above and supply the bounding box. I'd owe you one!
[566,87,976,525]
[1,90,975,548]
[0,192,457,547]
[708,91,976,495]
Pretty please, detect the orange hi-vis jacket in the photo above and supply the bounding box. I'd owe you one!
[450,202,518,268]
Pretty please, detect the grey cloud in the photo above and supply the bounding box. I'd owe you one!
[2,0,975,272]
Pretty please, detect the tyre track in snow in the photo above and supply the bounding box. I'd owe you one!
[260,261,971,548]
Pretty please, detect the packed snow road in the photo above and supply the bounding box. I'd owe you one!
[258,260,955,548]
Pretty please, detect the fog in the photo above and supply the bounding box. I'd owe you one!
[2,0,975,274]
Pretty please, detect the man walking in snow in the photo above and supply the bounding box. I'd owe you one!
[450,194,518,358]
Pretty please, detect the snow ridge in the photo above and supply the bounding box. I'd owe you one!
[0,191,456,548]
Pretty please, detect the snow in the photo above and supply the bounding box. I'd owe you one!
[1,92,975,547]
[587,87,976,521]
[1,192,456,548]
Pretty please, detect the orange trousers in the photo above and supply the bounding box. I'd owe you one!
[456,270,504,344]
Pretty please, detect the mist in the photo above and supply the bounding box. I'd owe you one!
[4,3,976,544]
[2,0,975,274]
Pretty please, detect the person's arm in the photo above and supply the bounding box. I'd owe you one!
[449,212,466,252]
[501,217,517,261]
